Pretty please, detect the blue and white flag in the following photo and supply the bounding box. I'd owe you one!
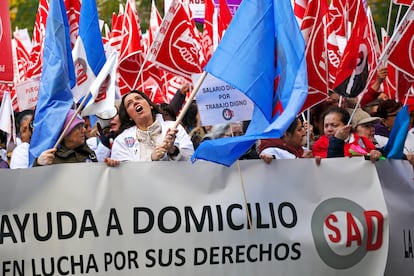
[71,0,106,102]
[191,0,308,166]
[29,0,75,166]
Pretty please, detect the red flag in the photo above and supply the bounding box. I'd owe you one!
[202,0,216,64]
[300,0,329,112]
[326,1,346,88]
[218,0,232,39]
[0,1,14,82]
[366,7,381,81]
[147,0,162,51]
[333,1,370,97]
[26,0,49,79]
[385,63,414,102]
[393,0,413,6]
[65,0,81,47]
[117,0,145,95]
[294,0,309,25]
[14,37,31,82]
[109,12,124,53]
[148,0,203,79]
[387,2,414,78]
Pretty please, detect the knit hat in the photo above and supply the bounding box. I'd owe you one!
[351,108,380,129]
[63,109,85,137]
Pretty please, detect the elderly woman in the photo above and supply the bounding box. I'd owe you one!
[312,107,382,161]
[105,90,194,164]
[35,109,98,166]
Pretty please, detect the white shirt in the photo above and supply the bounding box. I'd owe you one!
[10,142,30,169]
[261,147,297,159]
[111,115,194,162]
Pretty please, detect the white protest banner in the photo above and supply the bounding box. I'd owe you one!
[194,73,254,125]
[376,159,414,276]
[0,158,389,276]
[14,77,40,110]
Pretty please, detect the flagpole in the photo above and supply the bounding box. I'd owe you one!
[53,88,91,148]
[386,0,394,35]
[350,0,414,121]
[394,4,403,30]
[171,71,207,129]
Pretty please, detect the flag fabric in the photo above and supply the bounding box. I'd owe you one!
[333,0,369,97]
[365,7,381,87]
[202,0,217,64]
[387,2,414,78]
[148,0,163,50]
[26,0,49,79]
[383,105,410,159]
[82,51,118,117]
[29,0,75,166]
[384,63,414,101]
[192,0,308,166]
[0,92,16,151]
[293,0,309,26]
[108,11,124,53]
[148,0,203,80]
[218,0,233,39]
[118,0,145,95]
[300,0,329,112]
[393,0,413,6]
[71,0,106,102]
[64,0,81,47]
[14,36,31,82]
[0,0,15,82]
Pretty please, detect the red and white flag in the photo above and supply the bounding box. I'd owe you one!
[393,0,413,6]
[202,0,217,64]
[26,0,49,79]
[14,37,31,82]
[293,0,309,26]
[148,0,203,80]
[387,2,414,78]
[385,63,414,101]
[0,0,14,82]
[218,0,232,39]
[108,10,124,53]
[65,0,81,47]
[333,0,370,97]
[147,0,162,51]
[300,0,329,112]
[117,0,145,95]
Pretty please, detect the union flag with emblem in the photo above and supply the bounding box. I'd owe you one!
[300,0,329,112]
[118,0,145,95]
[387,2,414,79]
[148,0,203,80]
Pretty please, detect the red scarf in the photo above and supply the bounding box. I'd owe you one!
[259,138,304,158]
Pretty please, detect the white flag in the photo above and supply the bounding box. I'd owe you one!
[0,92,16,150]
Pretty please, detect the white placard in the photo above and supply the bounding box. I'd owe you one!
[194,73,254,125]
[14,77,40,110]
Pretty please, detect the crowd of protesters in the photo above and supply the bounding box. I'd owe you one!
[1,68,414,169]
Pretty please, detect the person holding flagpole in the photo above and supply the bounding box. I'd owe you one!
[312,107,382,161]
[34,109,98,166]
[105,90,193,165]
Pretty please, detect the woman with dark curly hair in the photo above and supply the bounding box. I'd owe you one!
[105,90,194,165]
